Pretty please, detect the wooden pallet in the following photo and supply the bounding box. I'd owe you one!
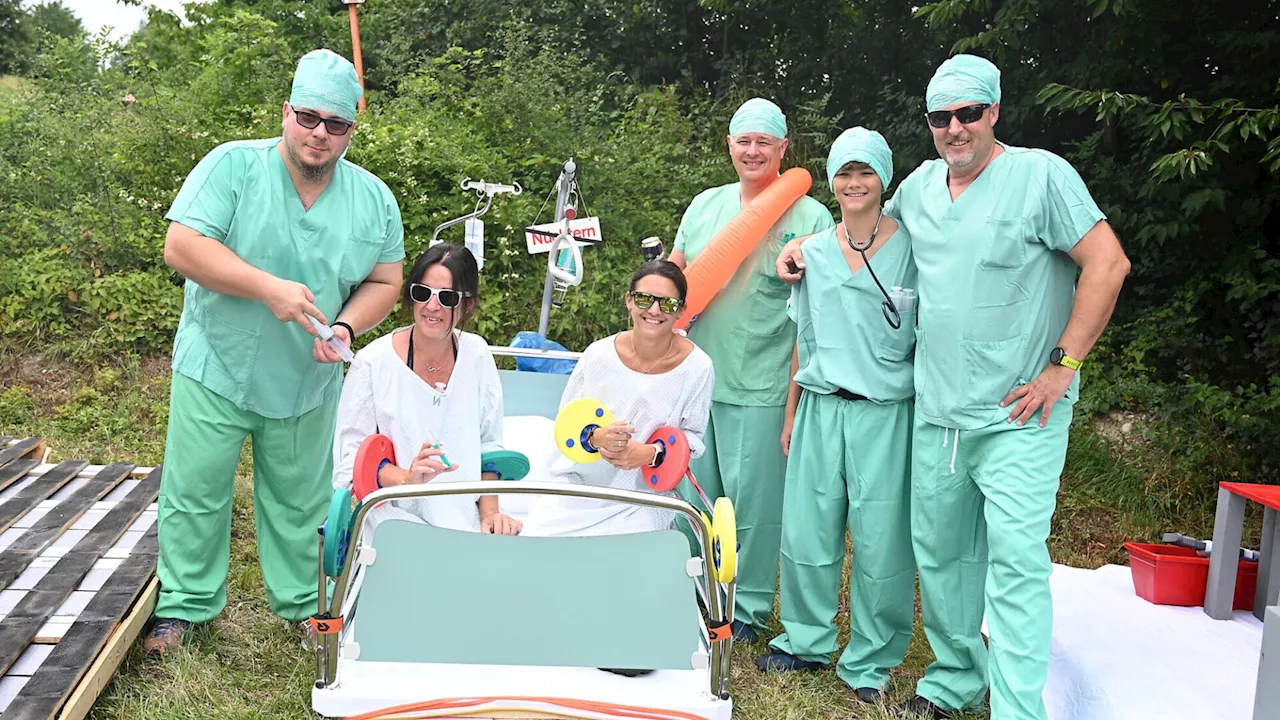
[0,438,160,720]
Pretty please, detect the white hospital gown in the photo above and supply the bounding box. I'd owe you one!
[332,327,505,532]
[521,334,715,537]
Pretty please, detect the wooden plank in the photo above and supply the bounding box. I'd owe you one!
[0,461,39,497]
[0,441,44,472]
[54,578,158,720]
[0,464,134,592]
[0,470,160,677]
[0,437,12,447]
[0,463,87,541]
[2,526,157,719]
[75,468,159,560]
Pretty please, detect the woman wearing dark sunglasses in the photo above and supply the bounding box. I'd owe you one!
[332,243,521,536]
[520,259,714,540]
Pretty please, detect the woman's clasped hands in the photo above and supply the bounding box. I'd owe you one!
[592,421,653,471]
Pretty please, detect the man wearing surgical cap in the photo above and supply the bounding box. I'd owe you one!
[753,127,919,707]
[667,97,834,643]
[145,49,405,655]
[775,54,1131,719]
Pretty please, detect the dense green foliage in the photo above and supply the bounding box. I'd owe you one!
[1,0,1277,484]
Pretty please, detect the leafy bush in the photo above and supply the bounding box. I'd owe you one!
[3,0,1280,500]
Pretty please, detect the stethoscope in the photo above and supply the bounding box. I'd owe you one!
[842,211,902,329]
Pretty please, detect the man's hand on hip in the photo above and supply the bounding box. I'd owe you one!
[1000,364,1075,428]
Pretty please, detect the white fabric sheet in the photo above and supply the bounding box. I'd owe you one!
[1025,562,1264,720]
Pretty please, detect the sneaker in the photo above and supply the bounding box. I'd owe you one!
[731,619,759,643]
[755,651,826,672]
[299,619,318,651]
[285,617,320,651]
[143,618,189,656]
[891,695,956,719]
[850,686,885,704]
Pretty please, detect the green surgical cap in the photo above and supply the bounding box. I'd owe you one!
[289,49,363,123]
[826,127,893,191]
[926,54,1001,112]
[729,98,787,140]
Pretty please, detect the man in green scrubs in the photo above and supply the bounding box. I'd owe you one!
[777,56,1131,719]
[668,98,834,642]
[755,127,918,704]
[144,49,405,655]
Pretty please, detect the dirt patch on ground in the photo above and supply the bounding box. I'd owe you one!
[1091,409,1155,458]
[0,347,171,406]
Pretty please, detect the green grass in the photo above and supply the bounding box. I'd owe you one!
[0,347,1227,719]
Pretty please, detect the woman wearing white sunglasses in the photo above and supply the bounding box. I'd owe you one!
[331,242,521,535]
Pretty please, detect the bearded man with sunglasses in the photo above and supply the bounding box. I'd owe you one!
[146,49,404,655]
[778,55,1130,719]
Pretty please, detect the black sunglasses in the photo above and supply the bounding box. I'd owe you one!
[925,103,991,129]
[290,105,353,136]
[409,283,471,308]
[630,291,682,315]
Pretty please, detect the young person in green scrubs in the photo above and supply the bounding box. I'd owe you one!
[145,49,405,655]
[755,127,917,706]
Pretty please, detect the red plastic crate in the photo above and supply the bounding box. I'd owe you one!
[1124,542,1257,610]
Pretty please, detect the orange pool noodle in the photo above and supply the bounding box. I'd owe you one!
[676,167,813,331]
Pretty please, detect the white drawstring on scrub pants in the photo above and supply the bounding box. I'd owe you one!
[941,427,960,474]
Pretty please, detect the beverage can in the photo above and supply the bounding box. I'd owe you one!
[641,236,664,262]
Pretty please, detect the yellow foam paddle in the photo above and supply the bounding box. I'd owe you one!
[553,397,615,463]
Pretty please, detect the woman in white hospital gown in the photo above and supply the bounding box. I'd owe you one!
[522,259,715,537]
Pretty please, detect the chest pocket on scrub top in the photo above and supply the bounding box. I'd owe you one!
[874,303,917,363]
[722,258,792,394]
[340,233,385,295]
[965,216,1031,344]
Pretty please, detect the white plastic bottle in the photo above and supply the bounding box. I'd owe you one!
[465,217,484,271]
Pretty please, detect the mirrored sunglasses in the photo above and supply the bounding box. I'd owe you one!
[630,291,682,314]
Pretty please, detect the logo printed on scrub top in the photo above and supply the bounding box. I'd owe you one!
[433,396,442,407]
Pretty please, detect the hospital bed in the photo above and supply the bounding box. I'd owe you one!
[310,346,737,720]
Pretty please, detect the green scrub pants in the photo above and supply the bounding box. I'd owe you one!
[912,403,1074,720]
[155,373,338,623]
[768,391,915,691]
[681,401,786,632]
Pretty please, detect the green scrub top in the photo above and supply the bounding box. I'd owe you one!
[886,143,1105,430]
[165,138,405,419]
[674,182,834,407]
[788,226,917,403]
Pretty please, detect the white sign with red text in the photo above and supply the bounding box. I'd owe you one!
[525,217,603,254]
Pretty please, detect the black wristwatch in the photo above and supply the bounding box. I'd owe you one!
[649,442,666,467]
[1049,347,1082,371]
